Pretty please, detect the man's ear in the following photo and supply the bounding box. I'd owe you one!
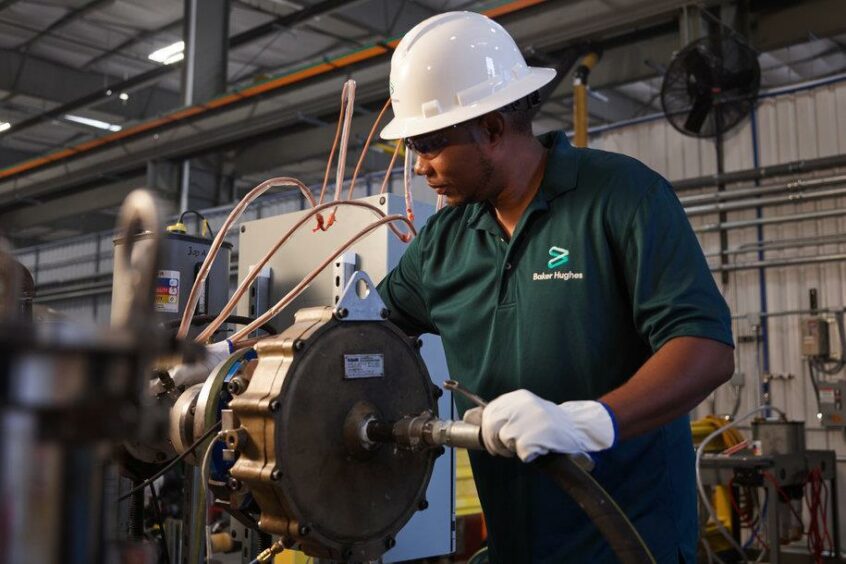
[476,111,506,147]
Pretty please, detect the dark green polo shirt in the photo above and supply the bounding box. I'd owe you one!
[378,131,733,563]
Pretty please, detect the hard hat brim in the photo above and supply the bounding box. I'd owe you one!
[379,67,556,140]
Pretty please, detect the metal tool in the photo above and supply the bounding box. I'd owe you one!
[443,379,487,407]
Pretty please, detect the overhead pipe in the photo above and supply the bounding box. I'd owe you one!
[570,72,846,149]
[684,185,846,217]
[678,174,846,205]
[731,307,844,321]
[694,208,846,233]
[704,232,846,258]
[710,253,846,273]
[674,153,846,191]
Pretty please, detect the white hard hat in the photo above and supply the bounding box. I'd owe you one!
[380,11,555,140]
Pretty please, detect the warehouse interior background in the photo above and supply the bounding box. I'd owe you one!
[3,0,846,562]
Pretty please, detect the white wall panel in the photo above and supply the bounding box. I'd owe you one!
[722,118,754,172]
[50,296,98,323]
[591,79,846,549]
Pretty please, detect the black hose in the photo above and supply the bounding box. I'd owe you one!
[532,454,656,564]
[162,314,278,335]
[370,413,655,563]
[119,422,222,502]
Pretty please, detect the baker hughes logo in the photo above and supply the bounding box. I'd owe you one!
[547,246,569,269]
[532,246,584,281]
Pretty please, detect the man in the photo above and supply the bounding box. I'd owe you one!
[376,11,734,563]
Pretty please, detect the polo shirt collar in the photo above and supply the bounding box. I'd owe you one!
[466,130,580,231]
[537,130,580,202]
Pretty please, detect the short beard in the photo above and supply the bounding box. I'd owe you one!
[476,151,495,200]
[448,147,495,207]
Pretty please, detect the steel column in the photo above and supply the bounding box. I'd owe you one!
[180,0,230,212]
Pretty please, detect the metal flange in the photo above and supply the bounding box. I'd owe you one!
[228,304,436,561]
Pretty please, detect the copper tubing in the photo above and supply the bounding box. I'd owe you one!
[347,98,392,200]
[229,214,415,343]
[177,177,315,339]
[379,141,402,195]
[323,79,356,229]
[195,200,414,342]
[318,80,355,206]
[317,88,347,208]
[190,87,404,341]
[333,80,356,203]
[403,143,415,221]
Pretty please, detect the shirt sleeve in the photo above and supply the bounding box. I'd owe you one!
[377,233,438,336]
[620,179,734,351]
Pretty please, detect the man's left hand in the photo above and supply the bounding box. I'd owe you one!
[463,389,617,462]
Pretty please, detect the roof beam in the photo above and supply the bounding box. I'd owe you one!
[0,175,146,233]
[0,0,22,12]
[17,0,116,51]
[227,0,367,49]
[754,0,846,51]
[0,145,37,168]
[0,60,393,210]
[0,48,180,123]
[0,0,371,142]
[231,0,368,48]
[81,18,183,70]
[238,0,386,39]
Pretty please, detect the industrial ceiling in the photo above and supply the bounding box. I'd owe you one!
[1,0,845,245]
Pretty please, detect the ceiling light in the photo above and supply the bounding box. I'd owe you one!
[149,41,185,65]
[0,122,10,132]
[64,114,122,132]
[119,92,129,101]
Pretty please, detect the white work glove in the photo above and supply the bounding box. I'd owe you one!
[463,389,617,462]
[151,339,234,395]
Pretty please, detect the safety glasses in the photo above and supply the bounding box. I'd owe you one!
[404,119,478,157]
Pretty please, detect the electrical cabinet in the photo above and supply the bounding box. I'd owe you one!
[237,194,455,562]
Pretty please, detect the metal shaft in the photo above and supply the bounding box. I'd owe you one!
[366,414,484,452]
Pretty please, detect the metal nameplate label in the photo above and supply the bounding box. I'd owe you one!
[344,354,384,379]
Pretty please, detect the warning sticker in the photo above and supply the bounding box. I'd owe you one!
[344,354,384,379]
[819,388,837,405]
[155,270,180,313]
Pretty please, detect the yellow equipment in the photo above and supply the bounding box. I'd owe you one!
[572,52,600,148]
